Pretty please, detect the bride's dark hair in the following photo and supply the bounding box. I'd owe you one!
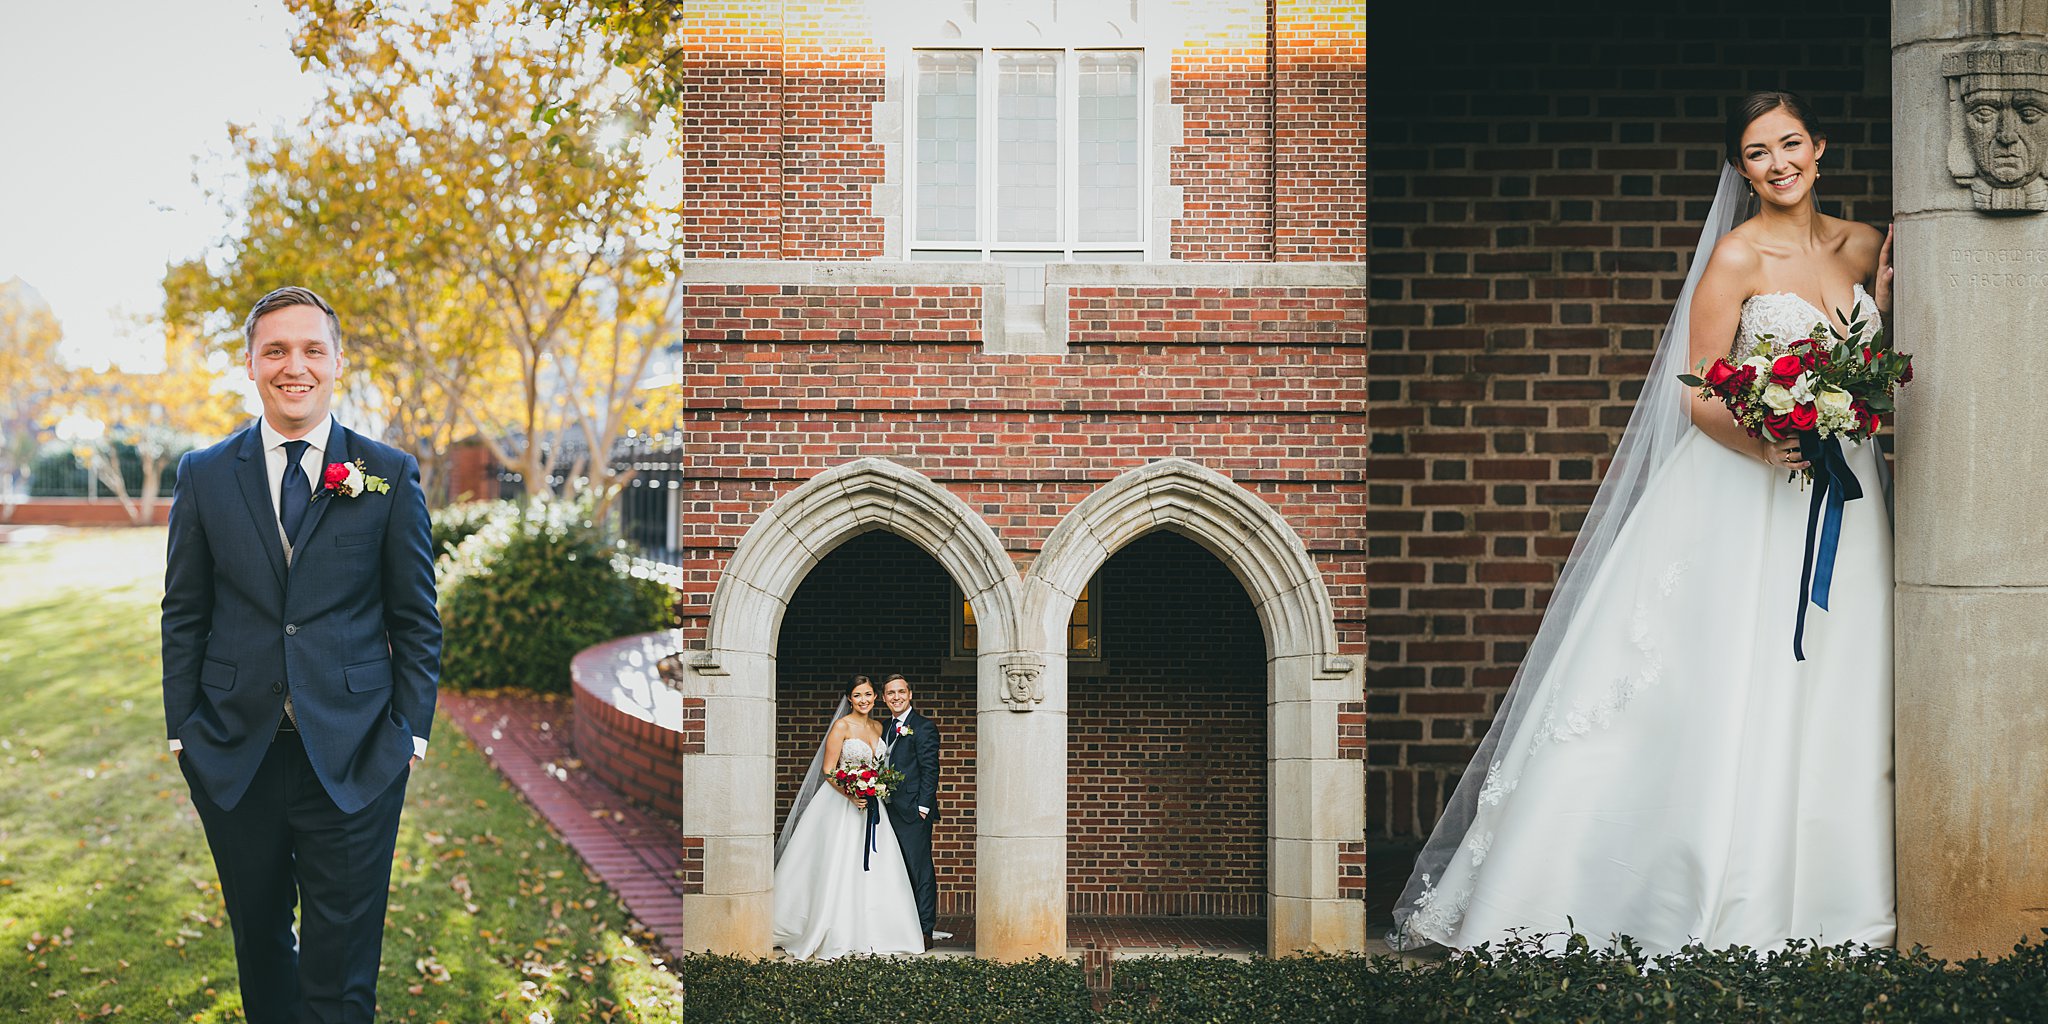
[845,675,874,701]
[1725,90,1826,165]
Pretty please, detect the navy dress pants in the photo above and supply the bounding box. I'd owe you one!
[183,729,408,1024]
[888,811,937,935]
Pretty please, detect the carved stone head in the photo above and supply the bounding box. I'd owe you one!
[1944,42,2048,213]
[998,652,1045,710]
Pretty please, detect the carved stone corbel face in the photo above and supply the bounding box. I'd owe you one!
[998,653,1046,711]
[1944,42,2048,213]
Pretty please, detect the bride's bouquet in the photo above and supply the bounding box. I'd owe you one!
[834,753,905,870]
[1679,309,1913,481]
[832,754,904,805]
[1680,306,1913,661]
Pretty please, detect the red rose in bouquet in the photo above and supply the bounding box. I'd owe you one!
[1769,354,1805,386]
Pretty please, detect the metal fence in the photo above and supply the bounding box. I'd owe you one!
[614,430,684,573]
[25,446,181,498]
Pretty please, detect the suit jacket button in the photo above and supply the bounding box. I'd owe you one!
[272,681,284,694]
[285,624,298,635]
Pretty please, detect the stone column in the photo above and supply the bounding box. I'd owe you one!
[1892,0,2048,960]
[1268,654,1367,954]
[974,640,1069,960]
[679,653,777,956]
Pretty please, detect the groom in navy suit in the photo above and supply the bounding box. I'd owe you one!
[878,673,940,942]
[162,286,439,1023]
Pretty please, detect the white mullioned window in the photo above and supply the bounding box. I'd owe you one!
[910,47,1146,263]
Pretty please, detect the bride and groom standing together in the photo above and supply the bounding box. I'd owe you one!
[772,673,943,958]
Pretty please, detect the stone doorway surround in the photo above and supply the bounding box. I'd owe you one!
[680,457,1362,959]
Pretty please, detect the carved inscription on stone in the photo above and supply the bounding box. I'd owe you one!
[1943,42,2048,213]
[1946,248,2048,288]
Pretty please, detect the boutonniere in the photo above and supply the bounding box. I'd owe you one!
[895,722,914,738]
[317,459,389,500]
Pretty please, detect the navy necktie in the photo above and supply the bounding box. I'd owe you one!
[280,439,310,548]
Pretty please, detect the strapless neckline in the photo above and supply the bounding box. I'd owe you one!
[1748,283,1871,333]
[1733,283,1880,358]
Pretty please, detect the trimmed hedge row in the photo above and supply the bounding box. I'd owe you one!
[682,953,1093,1023]
[682,933,2048,1024]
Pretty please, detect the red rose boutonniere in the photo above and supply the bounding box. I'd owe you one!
[317,459,390,500]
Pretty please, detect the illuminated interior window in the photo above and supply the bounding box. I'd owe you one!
[954,578,1099,659]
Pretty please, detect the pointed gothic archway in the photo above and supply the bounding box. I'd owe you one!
[678,458,1020,954]
[1022,458,1364,955]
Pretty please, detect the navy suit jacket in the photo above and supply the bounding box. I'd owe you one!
[161,421,440,814]
[883,708,940,825]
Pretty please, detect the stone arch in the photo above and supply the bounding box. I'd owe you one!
[1029,458,1347,675]
[700,457,1018,663]
[1022,458,1364,954]
[678,458,1018,955]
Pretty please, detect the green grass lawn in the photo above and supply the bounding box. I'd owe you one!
[0,528,684,1022]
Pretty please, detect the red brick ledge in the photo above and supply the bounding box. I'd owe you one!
[569,630,695,821]
[437,689,687,954]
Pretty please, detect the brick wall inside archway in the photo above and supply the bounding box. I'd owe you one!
[1069,531,1267,917]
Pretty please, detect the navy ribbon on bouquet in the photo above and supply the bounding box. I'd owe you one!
[863,798,880,872]
[1793,433,1864,661]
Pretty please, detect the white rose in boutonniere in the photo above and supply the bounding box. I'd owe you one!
[896,722,914,738]
[318,458,390,500]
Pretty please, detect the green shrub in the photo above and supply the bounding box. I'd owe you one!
[430,498,515,557]
[681,932,2048,1024]
[682,954,1093,1024]
[436,499,672,693]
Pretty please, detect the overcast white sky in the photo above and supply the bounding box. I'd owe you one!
[0,0,322,369]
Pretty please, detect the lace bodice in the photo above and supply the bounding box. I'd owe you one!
[1732,284,1881,358]
[838,736,878,769]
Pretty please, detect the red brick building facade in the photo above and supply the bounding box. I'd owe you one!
[656,0,1366,958]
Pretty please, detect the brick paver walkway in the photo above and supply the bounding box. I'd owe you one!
[439,690,688,950]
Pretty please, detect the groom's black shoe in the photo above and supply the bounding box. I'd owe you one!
[924,933,934,947]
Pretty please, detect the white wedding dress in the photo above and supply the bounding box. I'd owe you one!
[1394,285,1896,955]
[772,737,926,959]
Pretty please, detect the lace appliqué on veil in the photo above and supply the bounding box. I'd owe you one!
[1531,598,1665,747]
[1477,761,1517,807]
[1395,559,1688,947]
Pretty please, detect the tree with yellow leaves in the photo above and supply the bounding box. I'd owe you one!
[0,279,67,519]
[52,322,245,525]
[174,0,682,517]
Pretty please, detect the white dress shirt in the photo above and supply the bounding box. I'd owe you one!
[171,416,426,761]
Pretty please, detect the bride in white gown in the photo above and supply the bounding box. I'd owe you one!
[772,675,926,959]
[1390,92,1898,955]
